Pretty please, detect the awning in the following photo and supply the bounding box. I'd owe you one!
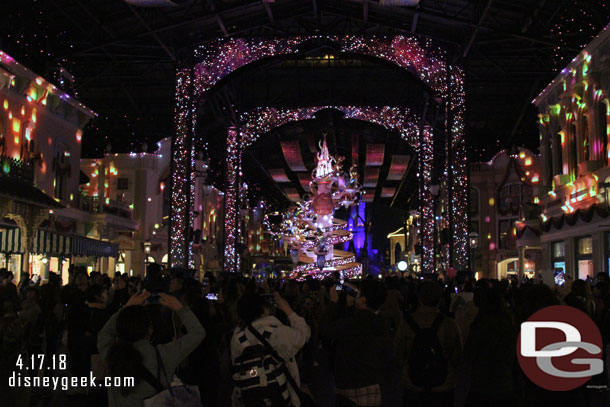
[32,229,71,256]
[0,228,118,258]
[0,228,23,253]
[71,235,118,258]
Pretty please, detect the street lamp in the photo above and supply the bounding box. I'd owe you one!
[144,240,151,267]
[469,231,479,276]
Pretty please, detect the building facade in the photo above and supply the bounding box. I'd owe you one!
[469,148,542,280]
[531,23,610,281]
[81,139,225,277]
[0,50,124,282]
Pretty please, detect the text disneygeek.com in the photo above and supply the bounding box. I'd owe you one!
[9,371,135,391]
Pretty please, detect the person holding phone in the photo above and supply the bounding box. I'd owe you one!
[230,291,311,406]
[97,290,205,407]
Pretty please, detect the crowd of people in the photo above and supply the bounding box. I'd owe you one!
[1,265,610,407]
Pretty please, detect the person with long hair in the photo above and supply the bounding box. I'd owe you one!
[97,290,205,407]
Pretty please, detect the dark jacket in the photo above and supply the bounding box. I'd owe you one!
[463,312,515,394]
[319,302,390,389]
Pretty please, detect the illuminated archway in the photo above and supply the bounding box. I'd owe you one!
[170,35,468,272]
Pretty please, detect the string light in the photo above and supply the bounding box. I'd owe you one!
[171,35,468,270]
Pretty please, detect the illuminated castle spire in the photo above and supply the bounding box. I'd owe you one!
[315,133,335,179]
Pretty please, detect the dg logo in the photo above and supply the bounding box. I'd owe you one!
[517,305,604,391]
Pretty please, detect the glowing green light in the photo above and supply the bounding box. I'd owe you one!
[2,162,10,174]
[550,104,561,116]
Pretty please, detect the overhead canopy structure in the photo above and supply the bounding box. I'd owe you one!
[5,0,604,158]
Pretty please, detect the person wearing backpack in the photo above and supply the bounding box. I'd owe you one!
[393,280,462,407]
[230,291,311,407]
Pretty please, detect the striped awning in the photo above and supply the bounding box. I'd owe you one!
[71,235,119,258]
[0,228,22,253]
[33,230,71,256]
[0,228,117,258]
[0,228,71,255]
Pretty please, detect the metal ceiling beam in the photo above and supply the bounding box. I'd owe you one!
[363,0,368,22]
[508,79,541,143]
[410,3,420,33]
[263,1,274,24]
[520,0,548,34]
[462,0,494,58]
[353,0,577,51]
[126,4,176,61]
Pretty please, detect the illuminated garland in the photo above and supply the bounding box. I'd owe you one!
[169,69,191,266]
[449,67,468,268]
[171,35,468,271]
[224,106,431,273]
[290,255,358,275]
[420,126,435,272]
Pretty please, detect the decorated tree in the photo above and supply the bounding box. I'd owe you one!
[268,135,363,280]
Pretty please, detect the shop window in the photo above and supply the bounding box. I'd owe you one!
[551,240,566,276]
[576,236,593,280]
[578,236,593,255]
[553,241,565,258]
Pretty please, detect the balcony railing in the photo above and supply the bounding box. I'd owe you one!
[0,155,34,183]
[76,195,133,219]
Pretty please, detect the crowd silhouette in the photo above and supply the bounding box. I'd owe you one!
[1,265,610,407]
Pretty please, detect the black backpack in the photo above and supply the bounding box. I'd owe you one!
[405,313,448,391]
[232,325,291,407]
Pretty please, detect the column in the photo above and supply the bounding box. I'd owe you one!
[586,98,601,162]
[539,120,551,189]
[593,231,604,276]
[518,246,526,282]
[550,118,563,177]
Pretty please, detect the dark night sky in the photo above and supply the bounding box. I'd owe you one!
[1,0,609,161]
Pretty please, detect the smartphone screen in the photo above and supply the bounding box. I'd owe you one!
[206,293,218,301]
